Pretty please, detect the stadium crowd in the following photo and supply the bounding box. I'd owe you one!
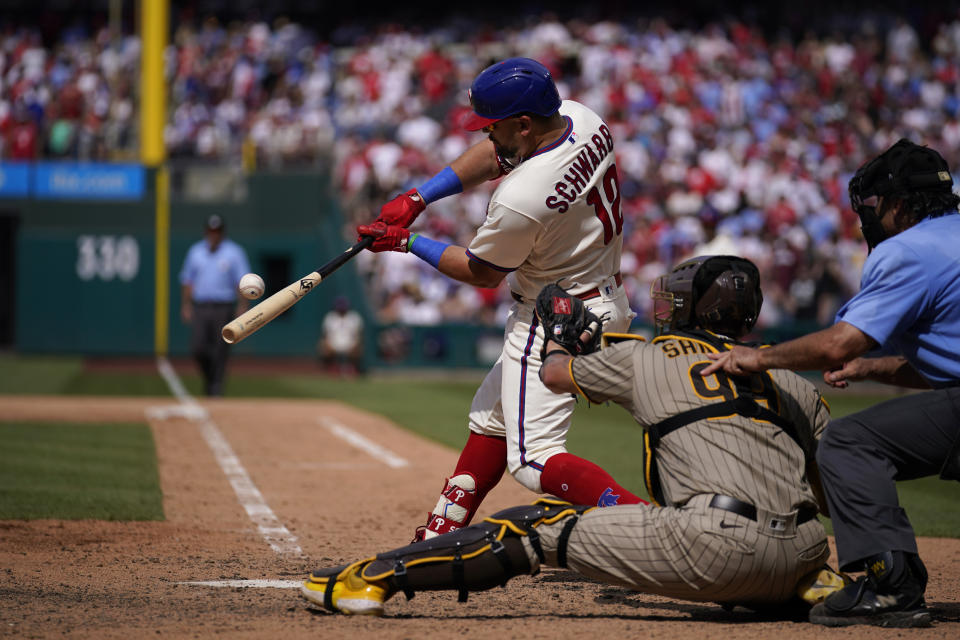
[2,9,960,331]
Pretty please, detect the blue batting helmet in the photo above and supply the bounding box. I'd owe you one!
[462,57,561,131]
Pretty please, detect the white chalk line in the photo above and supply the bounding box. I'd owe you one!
[179,579,302,589]
[155,357,303,556]
[317,416,410,468]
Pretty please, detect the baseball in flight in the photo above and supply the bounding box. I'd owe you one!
[238,273,265,300]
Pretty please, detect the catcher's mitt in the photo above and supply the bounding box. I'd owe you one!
[535,283,604,358]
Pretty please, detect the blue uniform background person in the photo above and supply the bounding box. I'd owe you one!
[179,214,250,396]
[702,138,960,628]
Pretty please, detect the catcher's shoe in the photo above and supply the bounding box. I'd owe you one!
[301,559,391,616]
[809,551,931,628]
[795,564,852,605]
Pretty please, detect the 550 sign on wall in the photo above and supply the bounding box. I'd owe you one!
[76,235,140,282]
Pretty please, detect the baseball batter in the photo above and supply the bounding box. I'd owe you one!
[302,256,845,616]
[357,58,642,541]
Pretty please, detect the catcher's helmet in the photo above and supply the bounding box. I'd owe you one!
[651,255,762,338]
[462,57,561,131]
[849,138,954,250]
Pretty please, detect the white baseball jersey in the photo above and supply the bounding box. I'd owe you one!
[467,100,624,301]
[465,100,634,492]
[322,310,363,353]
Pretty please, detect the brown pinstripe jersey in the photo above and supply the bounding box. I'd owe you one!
[570,331,830,512]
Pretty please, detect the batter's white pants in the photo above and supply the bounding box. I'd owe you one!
[468,280,633,492]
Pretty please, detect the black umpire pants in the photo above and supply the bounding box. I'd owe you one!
[191,301,235,396]
[816,387,960,571]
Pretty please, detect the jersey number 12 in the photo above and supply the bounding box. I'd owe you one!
[585,164,623,245]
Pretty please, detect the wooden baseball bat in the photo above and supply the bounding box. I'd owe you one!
[221,236,373,344]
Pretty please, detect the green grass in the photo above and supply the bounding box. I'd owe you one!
[63,372,179,396]
[0,354,84,393]
[0,421,164,520]
[230,374,484,450]
[1,354,958,536]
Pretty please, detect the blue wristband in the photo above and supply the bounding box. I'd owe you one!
[408,233,449,268]
[417,166,463,204]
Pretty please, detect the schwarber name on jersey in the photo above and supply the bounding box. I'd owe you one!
[466,100,623,301]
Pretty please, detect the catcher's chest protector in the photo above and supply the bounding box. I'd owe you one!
[644,330,804,506]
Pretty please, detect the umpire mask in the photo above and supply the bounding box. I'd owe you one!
[849,139,954,252]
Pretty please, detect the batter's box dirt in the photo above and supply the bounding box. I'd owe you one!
[1,395,957,639]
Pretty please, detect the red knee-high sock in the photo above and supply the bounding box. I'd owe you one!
[452,432,507,516]
[540,453,647,506]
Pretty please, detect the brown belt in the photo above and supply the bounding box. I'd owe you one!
[511,272,622,304]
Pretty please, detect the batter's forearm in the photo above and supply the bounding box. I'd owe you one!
[450,139,502,189]
[435,246,505,288]
[404,235,505,288]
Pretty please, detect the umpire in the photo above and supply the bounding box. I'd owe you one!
[302,256,846,616]
[704,139,960,628]
[179,214,250,396]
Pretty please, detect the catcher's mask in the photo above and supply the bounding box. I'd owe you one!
[651,255,762,338]
[849,138,953,251]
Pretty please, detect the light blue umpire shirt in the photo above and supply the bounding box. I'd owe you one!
[179,238,251,303]
[835,211,960,387]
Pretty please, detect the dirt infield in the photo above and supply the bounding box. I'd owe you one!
[1,395,958,639]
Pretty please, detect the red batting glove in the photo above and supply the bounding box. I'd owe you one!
[357,221,411,253]
[376,188,426,228]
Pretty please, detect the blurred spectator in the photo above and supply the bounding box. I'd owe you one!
[5,8,960,332]
[318,296,366,375]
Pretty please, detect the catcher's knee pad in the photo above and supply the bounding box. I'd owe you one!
[357,498,590,603]
[486,498,594,569]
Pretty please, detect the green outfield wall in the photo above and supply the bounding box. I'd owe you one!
[9,166,376,358]
[4,163,820,369]
[4,164,510,368]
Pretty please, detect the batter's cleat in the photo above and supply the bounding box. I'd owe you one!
[411,473,478,542]
[809,551,931,628]
[301,559,391,616]
[410,522,427,543]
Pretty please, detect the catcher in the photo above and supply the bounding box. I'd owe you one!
[302,256,846,616]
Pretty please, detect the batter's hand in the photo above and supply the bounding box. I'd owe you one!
[376,188,426,228]
[700,346,764,377]
[357,222,411,253]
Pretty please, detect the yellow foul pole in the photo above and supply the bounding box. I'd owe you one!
[141,0,169,355]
